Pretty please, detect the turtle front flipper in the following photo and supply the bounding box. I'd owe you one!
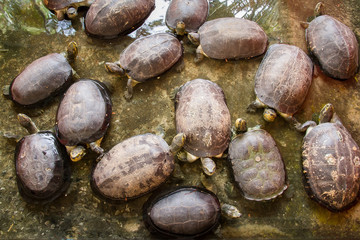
[247,97,267,113]
[201,157,216,176]
[279,112,316,132]
[124,78,140,100]
[194,45,206,63]
[89,137,105,155]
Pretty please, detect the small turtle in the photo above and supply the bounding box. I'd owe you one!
[55,79,112,162]
[302,3,359,79]
[302,103,360,212]
[85,0,155,39]
[91,133,185,202]
[188,17,268,62]
[175,79,231,176]
[43,0,93,20]
[105,33,183,100]
[247,44,314,131]
[3,41,78,108]
[15,113,71,204]
[228,118,287,201]
[143,186,221,238]
[165,0,209,35]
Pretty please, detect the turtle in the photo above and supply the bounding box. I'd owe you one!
[165,0,209,36]
[3,41,78,108]
[105,33,183,100]
[228,118,287,201]
[302,2,359,80]
[85,0,155,39]
[43,0,94,20]
[90,133,185,203]
[187,17,268,62]
[302,103,360,212]
[175,79,231,176]
[15,113,71,204]
[247,43,315,132]
[55,79,112,162]
[143,186,221,238]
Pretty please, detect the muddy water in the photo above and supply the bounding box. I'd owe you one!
[1,0,360,239]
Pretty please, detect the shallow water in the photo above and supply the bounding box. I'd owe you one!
[1,0,360,239]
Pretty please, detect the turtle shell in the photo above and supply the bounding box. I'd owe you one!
[228,128,287,201]
[10,53,73,107]
[306,15,359,79]
[165,0,209,33]
[55,79,112,146]
[254,44,313,115]
[302,121,360,211]
[91,133,174,202]
[143,187,221,238]
[43,0,88,10]
[119,33,183,82]
[197,17,268,59]
[15,131,71,204]
[85,0,155,39]
[175,79,231,158]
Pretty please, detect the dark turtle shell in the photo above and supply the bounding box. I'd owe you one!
[165,0,208,34]
[91,134,175,202]
[197,17,268,59]
[228,128,287,201]
[175,79,231,157]
[9,53,73,107]
[15,131,71,204]
[143,187,221,238]
[254,44,313,115]
[302,121,360,211]
[43,0,88,10]
[85,0,155,39]
[55,79,112,146]
[306,15,359,79]
[119,33,183,82]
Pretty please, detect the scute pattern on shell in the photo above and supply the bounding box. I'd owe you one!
[175,79,231,158]
[228,128,287,201]
[56,79,112,146]
[10,53,72,106]
[85,0,155,38]
[119,33,183,82]
[254,44,313,115]
[198,17,268,59]
[91,134,174,201]
[302,122,360,211]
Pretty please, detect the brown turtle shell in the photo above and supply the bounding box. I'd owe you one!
[55,79,112,146]
[15,131,71,204]
[43,0,87,10]
[85,0,155,39]
[91,134,174,202]
[175,79,231,157]
[119,33,183,82]
[10,53,73,107]
[306,15,359,79]
[165,0,208,34]
[197,17,268,59]
[302,121,360,211]
[254,44,313,115]
[228,128,287,201]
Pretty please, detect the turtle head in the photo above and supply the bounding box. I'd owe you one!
[66,41,78,63]
[66,7,78,19]
[68,145,87,162]
[170,133,186,154]
[175,21,186,36]
[235,118,247,133]
[319,103,334,124]
[263,108,277,122]
[188,32,200,45]
[105,62,125,75]
[17,113,39,134]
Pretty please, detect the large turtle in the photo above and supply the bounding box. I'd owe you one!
[228,118,287,201]
[188,17,268,62]
[55,79,112,162]
[15,113,71,204]
[85,0,155,39]
[247,44,314,131]
[165,0,209,36]
[105,33,183,100]
[3,41,78,108]
[175,79,231,176]
[91,133,185,203]
[303,3,359,79]
[302,103,360,212]
[43,0,93,20]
